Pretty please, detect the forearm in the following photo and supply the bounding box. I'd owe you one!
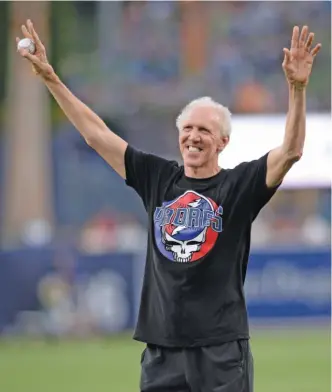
[282,83,306,160]
[44,73,108,145]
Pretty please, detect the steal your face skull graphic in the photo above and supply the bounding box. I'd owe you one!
[154,191,223,263]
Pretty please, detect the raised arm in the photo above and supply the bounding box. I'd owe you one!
[266,25,321,188]
[16,19,128,179]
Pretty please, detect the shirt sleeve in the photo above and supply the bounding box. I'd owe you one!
[236,152,281,221]
[124,145,178,209]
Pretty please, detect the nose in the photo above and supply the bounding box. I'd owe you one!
[188,128,200,142]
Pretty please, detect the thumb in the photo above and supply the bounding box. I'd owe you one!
[19,49,43,67]
[282,48,291,66]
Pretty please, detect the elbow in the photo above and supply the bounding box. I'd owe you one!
[85,126,108,149]
[85,136,97,149]
[286,150,303,163]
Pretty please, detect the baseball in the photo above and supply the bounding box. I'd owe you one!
[17,38,36,54]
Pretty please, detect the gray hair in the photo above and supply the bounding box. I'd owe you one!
[176,97,232,137]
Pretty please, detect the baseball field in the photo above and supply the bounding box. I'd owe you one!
[0,328,329,392]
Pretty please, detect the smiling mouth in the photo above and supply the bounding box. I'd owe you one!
[187,146,202,152]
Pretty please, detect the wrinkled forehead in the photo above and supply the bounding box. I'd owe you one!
[180,106,220,130]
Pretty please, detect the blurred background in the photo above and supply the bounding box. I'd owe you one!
[0,1,330,392]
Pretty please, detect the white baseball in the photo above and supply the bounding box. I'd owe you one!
[17,38,36,54]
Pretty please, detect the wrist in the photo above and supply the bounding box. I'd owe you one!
[288,81,307,92]
[43,70,60,85]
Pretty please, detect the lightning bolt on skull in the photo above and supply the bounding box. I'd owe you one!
[162,226,208,263]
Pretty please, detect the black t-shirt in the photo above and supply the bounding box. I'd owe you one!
[125,145,278,347]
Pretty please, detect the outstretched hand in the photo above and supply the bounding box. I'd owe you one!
[16,19,55,81]
[282,26,321,88]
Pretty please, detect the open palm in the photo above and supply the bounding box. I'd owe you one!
[282,26,321,86]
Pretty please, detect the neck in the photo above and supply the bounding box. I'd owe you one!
[184,164,221,179]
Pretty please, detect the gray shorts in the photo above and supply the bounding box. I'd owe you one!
[140,339,254,392]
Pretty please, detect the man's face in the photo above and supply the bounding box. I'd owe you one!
[179,106,227,169]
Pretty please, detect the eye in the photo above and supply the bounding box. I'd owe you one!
[182,126,192,132]
[187,241,201,246]
[166,241,180,246]
[199,127,210,134]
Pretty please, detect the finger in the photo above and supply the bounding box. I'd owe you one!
[26,18,33,36]
[16,37,20,45]
[27,19,43,49]
[291,26,299,49]
[299,25,308,48]
[311,43,322,57]
[17,47,30,58]
[305,32,314,52]
[21,24,33,40]
[282,48,291,65]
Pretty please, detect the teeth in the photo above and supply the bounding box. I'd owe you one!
[175,257,191,263]
[188,146,200,152]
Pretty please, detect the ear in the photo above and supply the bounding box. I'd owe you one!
[217,136,229,153]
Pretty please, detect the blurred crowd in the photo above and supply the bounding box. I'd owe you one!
[53,1,331,156]
[252,188,331,249]
[60,1,331,114]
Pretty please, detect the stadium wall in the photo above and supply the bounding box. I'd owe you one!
[0,248,330,336]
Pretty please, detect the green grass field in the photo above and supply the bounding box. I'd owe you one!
[0,329,329,392]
